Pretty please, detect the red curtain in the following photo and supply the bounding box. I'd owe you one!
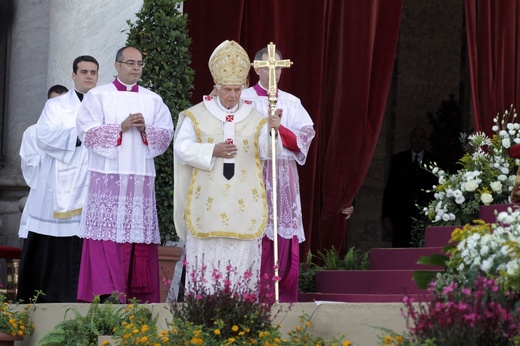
[183,0,403,257]
[465,0,520,135]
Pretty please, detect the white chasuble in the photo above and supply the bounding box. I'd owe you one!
[174,98,269,241]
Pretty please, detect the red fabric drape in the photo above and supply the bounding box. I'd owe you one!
[465,0,520,135]
[183,0,402,257]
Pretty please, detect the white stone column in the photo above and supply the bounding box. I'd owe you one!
[47,0,143,86]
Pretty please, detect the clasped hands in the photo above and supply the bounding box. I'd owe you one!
[121,113,146,133]
[213,110,281,158]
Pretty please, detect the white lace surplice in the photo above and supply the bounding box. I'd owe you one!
[185,232,261,294]
[241,87,315,242]
[76,83,174,244]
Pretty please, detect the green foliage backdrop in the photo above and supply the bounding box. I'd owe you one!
[125,0,194,244]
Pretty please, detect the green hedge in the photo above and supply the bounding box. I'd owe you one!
[125,0,194,244]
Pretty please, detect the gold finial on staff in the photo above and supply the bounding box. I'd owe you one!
[252,42,292,303]
[252,42,293,118]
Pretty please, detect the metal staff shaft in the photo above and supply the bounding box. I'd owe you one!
[268,102,279,303]
[252,42,292,303]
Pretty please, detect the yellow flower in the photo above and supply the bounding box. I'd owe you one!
[343,341,353,346]
[395,335,404,343]
[383,335,393,344]
[141,324,149,333]
[102,341,110,346]
[190,337,204,345]
[214,329,221,335]
[232,325,239,332]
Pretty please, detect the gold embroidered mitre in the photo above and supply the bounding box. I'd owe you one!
[208,40,250,85]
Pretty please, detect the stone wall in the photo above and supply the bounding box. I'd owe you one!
[13,302,405,346]
[0,0,143,246]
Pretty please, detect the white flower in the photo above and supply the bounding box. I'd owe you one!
[480,192,493,205]
[465,180,479,192]
[490,181,503,193]
[480,258,493,272]
[502,138,511,148]
[452,190,463,198]
[455,196,465,204]
[506,260,520,276]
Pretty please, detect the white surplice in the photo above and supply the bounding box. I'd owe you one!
[23,89,87,237]
[18,125,42,238]
[76,82,174,244]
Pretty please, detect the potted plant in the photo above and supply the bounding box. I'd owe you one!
[36,295,132,346]
[0,291,40,345]
[298,247,369,296]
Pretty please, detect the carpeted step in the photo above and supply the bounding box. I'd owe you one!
[298,292,431,303]
[369,247,445,270]
[423,226,458,247]
[478,203,519,223]
[315,269,437,295]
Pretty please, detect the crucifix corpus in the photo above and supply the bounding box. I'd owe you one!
[252,42,292,303]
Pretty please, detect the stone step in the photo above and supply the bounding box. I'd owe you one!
[369,247,445,270]
[315,269,437,295]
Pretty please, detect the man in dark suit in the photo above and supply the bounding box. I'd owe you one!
[382,127,437,247]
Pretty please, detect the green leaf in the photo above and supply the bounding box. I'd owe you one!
[417,254,449,267]
[412,270,441,290]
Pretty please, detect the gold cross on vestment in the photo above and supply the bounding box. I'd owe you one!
[251,42,293,115]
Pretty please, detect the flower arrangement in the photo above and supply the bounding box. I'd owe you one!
[422,108,519,226]
[0,291,40,337]
[400,276,520,345]
[439,208,520,291]
[377,207,520,345]
[108,264,351,345]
